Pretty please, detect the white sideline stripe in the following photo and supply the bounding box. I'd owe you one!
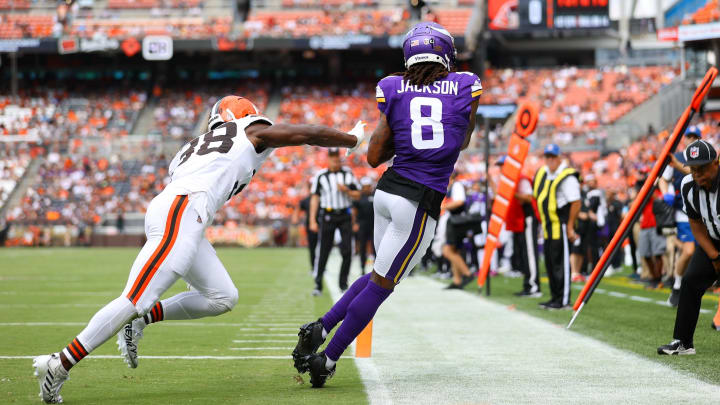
[323,253,720,405]
[0,355,291,360]
[570,284,714,314]
[229,347,294,351]
[0,304,104,308]
[232,340,296,343]
[238,334,296,337]
[324,255,393,405]
[0,322,295,328]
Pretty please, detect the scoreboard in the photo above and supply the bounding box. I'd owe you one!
[489,0,609,31]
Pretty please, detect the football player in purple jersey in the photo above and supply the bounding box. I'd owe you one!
[292,21,481,387]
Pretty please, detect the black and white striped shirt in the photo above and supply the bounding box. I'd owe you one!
[311,168,360,210]
[681,173,720,240]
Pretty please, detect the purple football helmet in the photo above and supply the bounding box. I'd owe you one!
[402,22,457,71]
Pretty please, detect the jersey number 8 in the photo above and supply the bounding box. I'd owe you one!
[410,97,444,150]
[178,122,238,166]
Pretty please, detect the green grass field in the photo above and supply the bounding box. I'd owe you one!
[0,248,367,404]
[440,264,720,385]
[3,248,720,404]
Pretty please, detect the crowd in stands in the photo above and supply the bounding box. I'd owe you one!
[480,65,679,148]
[0,63,701,246]
[243,9,409,38]
[6,153,169,226]
[682,0,719,25]
[0,0,474,40]
[149,83,269,139]
[278,83,377,131]
[0,143,31,207]
[0,84,146,143]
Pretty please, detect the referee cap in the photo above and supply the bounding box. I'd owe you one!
[684,139,717,167]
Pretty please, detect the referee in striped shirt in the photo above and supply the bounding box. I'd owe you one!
[659,139,720,355]
[309,148,361,295]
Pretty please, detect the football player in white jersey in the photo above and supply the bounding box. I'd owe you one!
[32,95,366,404]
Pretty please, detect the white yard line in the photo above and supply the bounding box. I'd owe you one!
[571,284,713,314]
[321,254,720,405]
[0,355,292,360]
[229,347,294,351]
[0,322,298,328]
[232,340,296,343]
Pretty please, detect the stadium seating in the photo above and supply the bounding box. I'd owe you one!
[480,66,678,135]
[0,0,29,9]
[7,154,169,225]
[244,9,407,37]
[147,83,269,139]
[682,0,720,25]
[0,14,54,39]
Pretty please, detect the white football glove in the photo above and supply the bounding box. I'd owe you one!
[346,120,366,156]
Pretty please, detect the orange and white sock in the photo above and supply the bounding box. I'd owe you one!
[62,337,88,366]
[143,302,164,325]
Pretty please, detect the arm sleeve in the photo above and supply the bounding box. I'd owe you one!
[470,74,483,100]
[662,166,673,181]
[311,173,321,195]
[450,182,467,203]
[681,176,701,220]
[346,170,360,190]
[560,175,581,203]
[376,80,389,115]
[518,178,533,195]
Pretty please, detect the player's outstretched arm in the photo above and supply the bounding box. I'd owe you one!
[367,113,394,168]
[247,122,360,150]
[461,99,480,150]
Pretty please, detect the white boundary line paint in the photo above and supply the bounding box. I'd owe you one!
[0,355,292,360]
[323,255,394,405]
[237,334,296,337]
[229,347,294,351]
[0,355,353,361]
[0,322,299,328]
[324,253,720,405]
[571,284,713,314]
[232,340,296,343]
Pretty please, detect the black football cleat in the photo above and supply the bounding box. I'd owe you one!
[307,351,335,388]
[292,319,325,373]
[657,339,695,355]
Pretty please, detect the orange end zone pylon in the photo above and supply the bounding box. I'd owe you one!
[355,320,373,357]
[478,103,538,287]
[567,66,719,329]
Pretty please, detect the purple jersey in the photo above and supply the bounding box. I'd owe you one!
[376,72,482,193]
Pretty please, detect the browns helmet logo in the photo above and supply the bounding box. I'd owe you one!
[208,96,261,131]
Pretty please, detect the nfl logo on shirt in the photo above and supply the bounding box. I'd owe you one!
[690,146,699,158]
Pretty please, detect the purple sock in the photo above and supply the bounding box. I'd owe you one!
[321,273,371,332]
[325,281,392,361]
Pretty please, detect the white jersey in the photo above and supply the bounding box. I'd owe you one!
[166,115,274,220]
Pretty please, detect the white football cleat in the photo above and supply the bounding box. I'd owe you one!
[33,353,68,404]
[346,120,366,156]
[117,318,146,368]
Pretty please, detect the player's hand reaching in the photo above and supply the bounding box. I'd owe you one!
[346,121,366,156]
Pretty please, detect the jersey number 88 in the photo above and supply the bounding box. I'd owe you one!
[178,122,238,167]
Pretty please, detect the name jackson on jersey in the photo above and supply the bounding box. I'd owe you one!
[396,80,460,95]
